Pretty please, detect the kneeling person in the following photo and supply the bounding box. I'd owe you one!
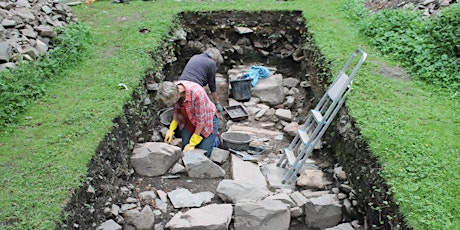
[158,80,218,157]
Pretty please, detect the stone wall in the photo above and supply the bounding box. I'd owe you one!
[0,0,76,71]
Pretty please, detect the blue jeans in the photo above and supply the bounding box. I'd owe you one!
[180,115,218,157]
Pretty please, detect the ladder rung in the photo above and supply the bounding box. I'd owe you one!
[298,130,310,144]
[298,130,321,149]
[327,72,349,101]
[284,148,296,166]
[311,110,325,124]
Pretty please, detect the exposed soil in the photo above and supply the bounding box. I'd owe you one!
[60,3,422,230]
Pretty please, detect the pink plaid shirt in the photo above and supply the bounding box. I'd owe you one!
[173,80,217,137]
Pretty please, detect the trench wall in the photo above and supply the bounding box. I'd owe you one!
[62,10,408,229]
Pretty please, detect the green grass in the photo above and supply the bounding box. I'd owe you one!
[0,0,458,229]
[350,71,460,229]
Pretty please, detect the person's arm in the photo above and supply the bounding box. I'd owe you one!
[212,91,223,112]
[184,123,204,152]
[165,112,179,144]
[194,126,204,137]
[211,92,219,104]
[183,90,206,151]
[207,62,217,101]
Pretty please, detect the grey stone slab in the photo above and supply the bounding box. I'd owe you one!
[260,163,294,189]
[234,199,290,230]
[183,150,226,178]
[216,179,270,203]
[166,204,233,230]
[167,188,214,209]
[231,154,266,186]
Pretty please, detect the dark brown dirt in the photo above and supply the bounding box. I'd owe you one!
[60,2,422,229]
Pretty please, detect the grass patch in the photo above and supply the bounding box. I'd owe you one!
[0,0,458,229]
[349,71,460,229]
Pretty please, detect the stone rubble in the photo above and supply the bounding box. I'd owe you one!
[182,149,226,178]
[167,188,214,209]
[2,0,455,72]
[234,199,291,230]
[366,0,458,16]
[0,0,76,71]
[98,64,366,230]
[165,204,233,230]
[7,1,451,228]
[54,3,456,229]
[130,142,182,177]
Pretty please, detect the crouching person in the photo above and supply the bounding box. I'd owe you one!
[158,80,218,157]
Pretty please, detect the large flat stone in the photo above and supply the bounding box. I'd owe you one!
[260,163,294,189]
[166,204,233,230]
[216,179,270,203]
[231,154,266,186]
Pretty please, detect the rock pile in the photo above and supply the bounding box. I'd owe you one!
[366,0,458,16]
[0,0,76,70]
[96,64,364,230]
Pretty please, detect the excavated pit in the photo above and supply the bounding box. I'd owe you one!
[62,11,408,229]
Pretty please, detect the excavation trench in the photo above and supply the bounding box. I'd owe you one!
[62,11,408,229]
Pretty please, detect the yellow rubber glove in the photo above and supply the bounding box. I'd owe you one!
[164,120,178,144]
[184,133,203,152]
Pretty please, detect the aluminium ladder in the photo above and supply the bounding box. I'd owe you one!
[277,48,367,184]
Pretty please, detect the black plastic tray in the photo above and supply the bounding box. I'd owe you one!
[224,105,249,121]
[247,145,266,155]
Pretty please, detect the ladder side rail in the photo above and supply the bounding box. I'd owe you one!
[320,100,339,123]
[317,98,331,115]
[313,86,333,111]
[287,133,301,150]
[303,115,317,135]
[282,144,315,184]
[321,77,353,120]
[304,122,316,136]
[301,114,314,131]
[314,88,353,150]
[283,93,351,184]
[289,114,314,151]
[346,48,367,81]
[285,81,356,184]
[295,114,316,148]
[278,154,291,168]
[322,71,355,118]
[292,137,304,156]
[277,155,287,167]
[337,48,366,81]
[293,81,350,170]
[283,48,368,184]
[279,133,306,167]
[326,48,366,102]
[278,146,292,167]
[278,114,315,168]
[287,119,326,173]
[284,143,318,184]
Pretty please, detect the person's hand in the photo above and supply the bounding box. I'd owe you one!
[164,120,178,144]
[215,102,223,112]
[184,133,203,152]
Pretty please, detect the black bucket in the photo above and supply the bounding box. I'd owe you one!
[221,131,251,151]
[158,108,173,126]
[230,79,252,102]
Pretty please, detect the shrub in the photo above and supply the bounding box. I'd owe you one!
[355,2,459,92]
